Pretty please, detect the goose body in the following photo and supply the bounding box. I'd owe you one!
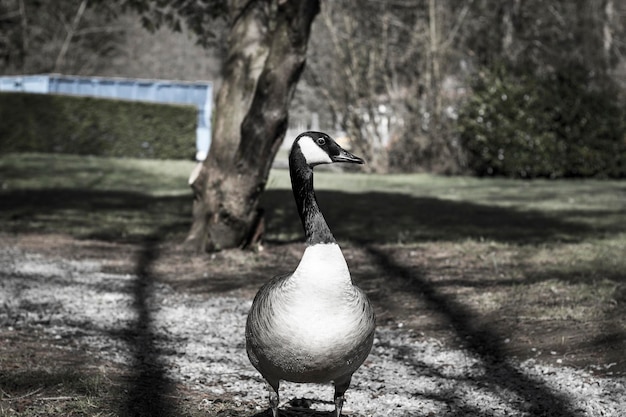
[247,243,374,383]
[246,132,375,417]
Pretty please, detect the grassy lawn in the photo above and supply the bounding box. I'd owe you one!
[2,152,625,243]
[0,153,194,242]
[1,153,625,415]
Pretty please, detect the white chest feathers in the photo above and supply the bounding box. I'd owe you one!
[246,243,375,384]
[286,244,359,342]
[291,243,352,289]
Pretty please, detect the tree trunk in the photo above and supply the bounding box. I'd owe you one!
[602,0,614,69]
[186,0,320,252]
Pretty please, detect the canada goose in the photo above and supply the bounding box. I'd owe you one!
[246,131,376,417]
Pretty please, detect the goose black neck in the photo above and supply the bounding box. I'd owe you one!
[289,151,336,246]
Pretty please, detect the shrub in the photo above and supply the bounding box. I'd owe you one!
[0,92,197,159]
[457,67,626,178]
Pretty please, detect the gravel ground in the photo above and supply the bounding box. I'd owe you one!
[1,247,625,416]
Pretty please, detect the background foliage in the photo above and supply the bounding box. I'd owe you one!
[1,0,625,176]
[0,93,196,159]
[457,66,626,178]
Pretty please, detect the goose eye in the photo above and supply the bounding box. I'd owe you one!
[316,138,326,146]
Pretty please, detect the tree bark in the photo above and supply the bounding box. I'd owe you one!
[186,0,320,252]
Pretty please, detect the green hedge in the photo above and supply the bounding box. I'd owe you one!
[457,68,626,178]
[0,92,197,159]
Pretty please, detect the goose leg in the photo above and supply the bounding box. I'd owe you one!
[267,379,280,417]
[333,376,352,417]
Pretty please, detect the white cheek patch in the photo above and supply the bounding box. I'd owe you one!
[298,136,332,165]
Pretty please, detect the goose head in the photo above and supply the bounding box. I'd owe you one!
[293,131,364,167]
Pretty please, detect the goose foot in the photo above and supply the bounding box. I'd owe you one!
[267,380,280,417]
[333,376,352,417]
[334,394,345,417]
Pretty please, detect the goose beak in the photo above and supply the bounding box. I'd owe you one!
[332,148,365,164]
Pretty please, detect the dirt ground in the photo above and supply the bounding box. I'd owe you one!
[1,232,625,416]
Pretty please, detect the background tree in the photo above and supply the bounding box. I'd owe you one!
[303,0,472,174]
[100,13,223,82]
[301,0,625,175]
[455,0,626,178]
[305,0,427,173]
[127,0,320,252]
[188,0,319,252]
[0,0,124,75]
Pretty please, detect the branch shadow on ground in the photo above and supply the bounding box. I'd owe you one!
[0,188,191,243]
[262,189,620,245]
[1,186,620,247]
[118,223,183,417]
[363,244,582,417]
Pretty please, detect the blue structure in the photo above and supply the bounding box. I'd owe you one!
[0,74,213,160]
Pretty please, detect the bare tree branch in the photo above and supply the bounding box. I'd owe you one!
[441,0,474,50]
[18,0,28,71]
[54,0,89,73]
